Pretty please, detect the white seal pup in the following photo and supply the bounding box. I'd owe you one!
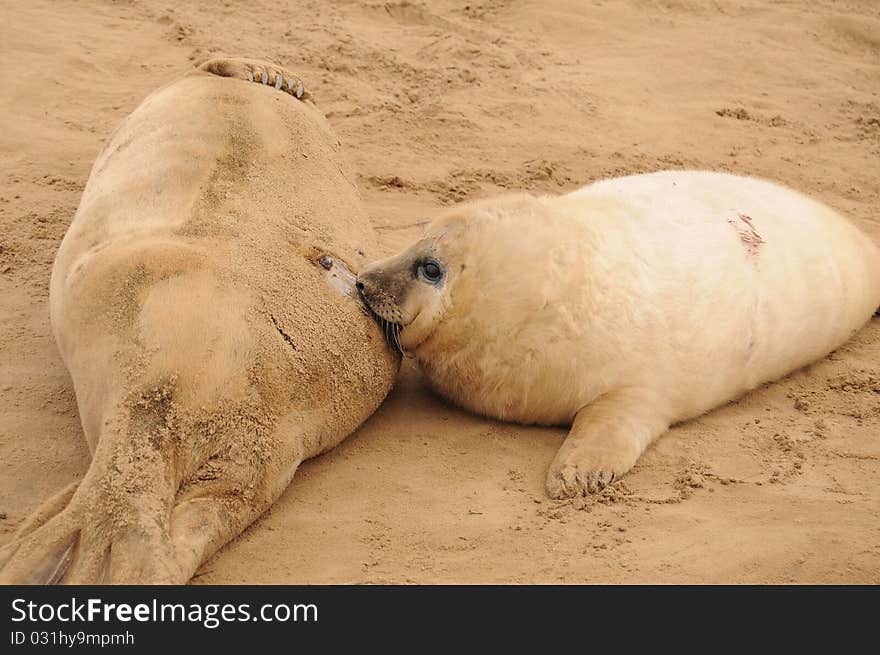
[356,170,880,498]
[0,58,399,583]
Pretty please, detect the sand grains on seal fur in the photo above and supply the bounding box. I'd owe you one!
[0,57,398,584]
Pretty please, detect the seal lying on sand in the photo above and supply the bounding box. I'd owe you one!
[0,58,398,583]
[356,171,880,498]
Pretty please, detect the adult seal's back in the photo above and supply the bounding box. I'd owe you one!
[356,170,880,498]
[0,58,399,583]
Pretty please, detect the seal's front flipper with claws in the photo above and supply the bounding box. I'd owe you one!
[197,57,311,101]
[545,389,671,499]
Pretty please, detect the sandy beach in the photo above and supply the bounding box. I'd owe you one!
[1,0,878,583]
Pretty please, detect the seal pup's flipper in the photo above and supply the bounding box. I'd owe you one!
[545,388,672,499]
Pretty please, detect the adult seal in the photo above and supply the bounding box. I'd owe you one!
[0,58,399,583]
[356,170,880,498]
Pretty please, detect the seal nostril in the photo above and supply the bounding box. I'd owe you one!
[355,281,364,291]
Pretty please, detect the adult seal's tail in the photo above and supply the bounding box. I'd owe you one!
[0,58,399,584]
[357,170,880,498]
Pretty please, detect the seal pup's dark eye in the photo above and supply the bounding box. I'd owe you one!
[417,258,445,284]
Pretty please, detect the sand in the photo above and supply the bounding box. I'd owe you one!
[1,0,878,584]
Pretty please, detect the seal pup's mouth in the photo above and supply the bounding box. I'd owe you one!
[358,292,404,355]
[353,283,404,355]
[375,311,404,355]
[318,254,403,354]
[361,302,403,354]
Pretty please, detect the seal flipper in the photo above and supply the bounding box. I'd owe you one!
[0,481,80,582]
[196,57,311,101]
[0,517,82,585]
[167,414,319,581]
[545,388,672,498]
[0,413,181,584]
[32,532,78,585]
[0,498,180,584]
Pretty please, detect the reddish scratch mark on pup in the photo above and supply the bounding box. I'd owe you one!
[727,213,764,257]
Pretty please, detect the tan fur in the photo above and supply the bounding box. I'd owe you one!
[358,171,880,498]
[0,58,398,584]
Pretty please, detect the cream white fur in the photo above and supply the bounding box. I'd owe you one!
[360,170,880,497]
